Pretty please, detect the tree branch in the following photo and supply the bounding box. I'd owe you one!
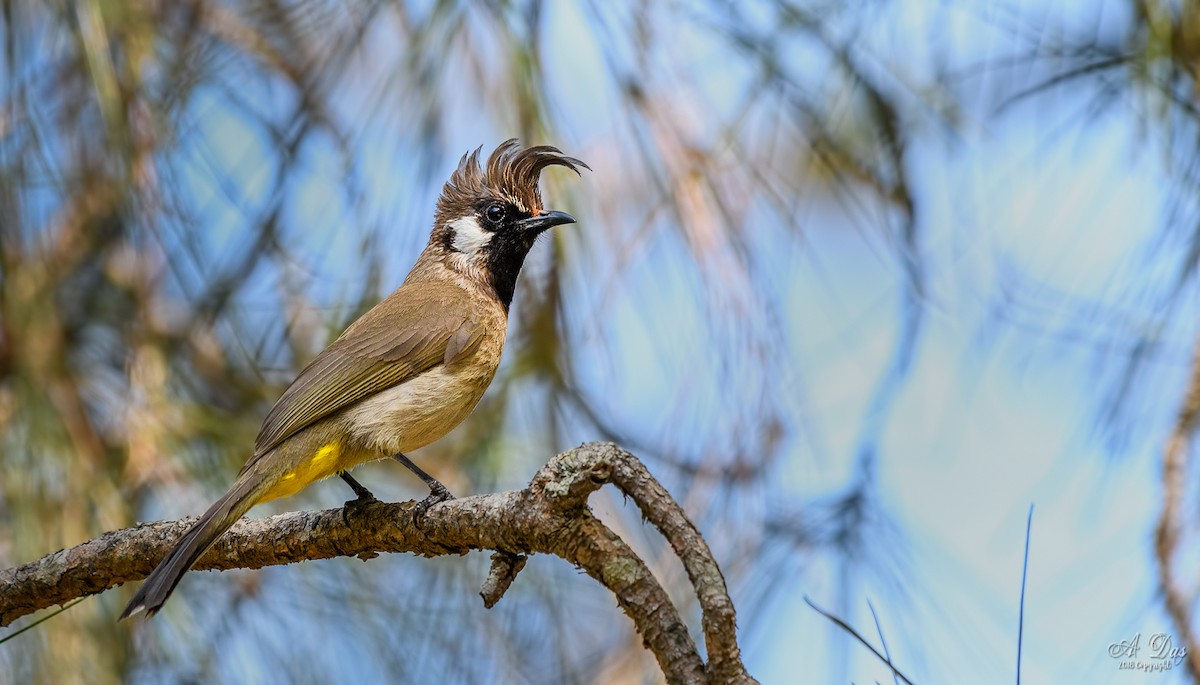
[0,442,757,685]
[1156,334,1200,681]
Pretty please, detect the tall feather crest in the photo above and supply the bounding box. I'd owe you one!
[436,139,588,222]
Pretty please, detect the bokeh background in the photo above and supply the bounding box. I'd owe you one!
[3,0,1200,683]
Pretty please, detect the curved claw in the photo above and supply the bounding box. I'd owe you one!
[341,490,378,526]
[412,482,455,527]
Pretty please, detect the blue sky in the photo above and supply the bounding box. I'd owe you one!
[544,3,1194,682]
[145,0,1200,682]
[748,47,1192,682]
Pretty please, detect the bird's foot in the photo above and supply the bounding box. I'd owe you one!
[391,452,455,526]
[413,481,455,527]
[340,472,378,526]
[342,492,378,526]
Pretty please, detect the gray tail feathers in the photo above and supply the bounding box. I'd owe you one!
[120,474,266,620]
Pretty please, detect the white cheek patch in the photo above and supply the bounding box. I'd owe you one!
[450,216,492,255]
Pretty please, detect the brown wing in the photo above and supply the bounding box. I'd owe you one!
[246,279,483,467]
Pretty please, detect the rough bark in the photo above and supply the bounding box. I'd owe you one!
[0,442,757,685]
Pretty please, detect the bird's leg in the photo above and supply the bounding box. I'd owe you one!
[340,471,376,501]
[339,471,377,525]
[393,452,454,522]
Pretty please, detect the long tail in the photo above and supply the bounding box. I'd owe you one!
[120,473,267,619]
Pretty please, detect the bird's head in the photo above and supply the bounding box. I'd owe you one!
[430,139,588,308]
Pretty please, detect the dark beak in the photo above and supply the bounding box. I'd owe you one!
[518,209,576,234]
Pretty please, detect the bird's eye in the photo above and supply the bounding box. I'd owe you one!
[484,203,507,226]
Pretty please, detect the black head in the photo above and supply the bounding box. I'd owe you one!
[432,139,588,308]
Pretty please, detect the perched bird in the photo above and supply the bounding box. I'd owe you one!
[121,139,587,619]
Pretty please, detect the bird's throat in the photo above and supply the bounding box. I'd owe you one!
[484,244,533,311]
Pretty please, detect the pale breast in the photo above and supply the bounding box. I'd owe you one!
[341,307,506,457]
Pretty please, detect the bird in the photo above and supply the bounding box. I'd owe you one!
[120,139,587,619]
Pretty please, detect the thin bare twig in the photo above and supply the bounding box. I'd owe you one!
[1017,504,1033,685]
[1156,333,1200,681]
[804,596,915,685]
